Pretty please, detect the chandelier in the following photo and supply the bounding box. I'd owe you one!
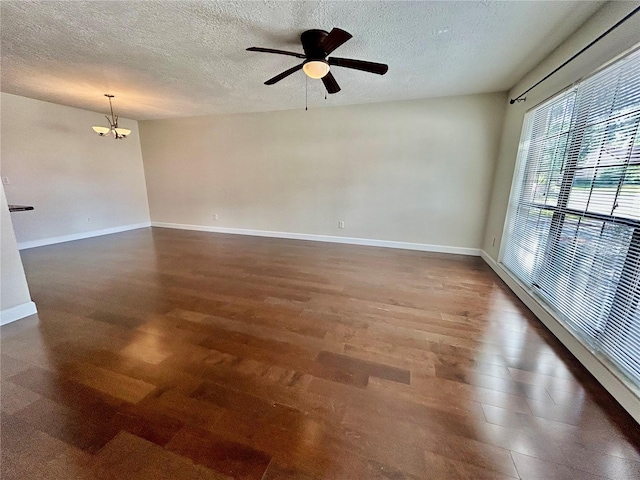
[91,94,131,139]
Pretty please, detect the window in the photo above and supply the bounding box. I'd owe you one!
[503,48,640,387]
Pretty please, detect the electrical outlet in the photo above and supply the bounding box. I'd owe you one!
[338,221,345,229]
[213,213,218,221]
[1,176,9,185]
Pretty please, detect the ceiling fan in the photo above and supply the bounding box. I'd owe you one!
[247,28,388,94]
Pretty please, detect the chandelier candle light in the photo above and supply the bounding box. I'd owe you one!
[92,94,131,139]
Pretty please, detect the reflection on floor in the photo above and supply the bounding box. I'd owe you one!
[1,227,639,480]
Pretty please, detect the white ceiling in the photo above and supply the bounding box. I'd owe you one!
[1,1,604,120]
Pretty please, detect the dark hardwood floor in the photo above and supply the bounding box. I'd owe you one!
[1,227,639,479]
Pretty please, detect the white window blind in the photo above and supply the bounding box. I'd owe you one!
[503,48,640,387]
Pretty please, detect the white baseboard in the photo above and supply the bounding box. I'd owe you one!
[151,222,481,256]
[17,222,151,250]
[480,250,640,424]
[0,301,37,326]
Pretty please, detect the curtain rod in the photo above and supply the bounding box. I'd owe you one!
[510,5,640,105]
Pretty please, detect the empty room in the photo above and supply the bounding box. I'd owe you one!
[1,1,639,479]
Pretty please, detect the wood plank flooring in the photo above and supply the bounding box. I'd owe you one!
[1,227,639,479]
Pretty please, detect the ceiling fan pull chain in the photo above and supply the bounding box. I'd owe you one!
[305,75,308,111]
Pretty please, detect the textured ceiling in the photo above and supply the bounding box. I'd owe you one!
[1,1,604,120]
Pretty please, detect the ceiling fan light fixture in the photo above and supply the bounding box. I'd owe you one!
[303,60,330,79]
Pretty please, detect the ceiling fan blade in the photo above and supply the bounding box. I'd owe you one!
[264,63,304,85]
[322,72,341,94]
[321,28,352,55]
[247,47,306,59]
[328,57,388,75]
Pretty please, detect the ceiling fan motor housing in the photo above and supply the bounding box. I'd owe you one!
[301,29,330,59]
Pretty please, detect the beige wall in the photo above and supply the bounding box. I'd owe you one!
[0,93,150,246]
[140,93,506,250]
[483,2,640,260]
[1,183,33,314]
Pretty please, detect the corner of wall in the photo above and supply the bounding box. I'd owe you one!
[479,91,510,257]
[0,183,37,324]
